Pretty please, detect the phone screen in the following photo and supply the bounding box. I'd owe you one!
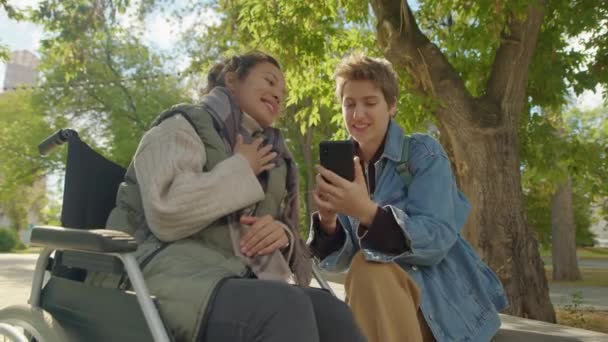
[319,140,355,182]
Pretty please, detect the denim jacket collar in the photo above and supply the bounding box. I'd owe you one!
[379,119,406,163]
[349,119,405,164]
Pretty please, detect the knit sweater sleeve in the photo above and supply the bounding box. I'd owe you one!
[134,115,265,242]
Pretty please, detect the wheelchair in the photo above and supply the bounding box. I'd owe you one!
[0,129,335,342]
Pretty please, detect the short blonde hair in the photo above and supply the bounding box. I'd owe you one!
[334,54,399,107]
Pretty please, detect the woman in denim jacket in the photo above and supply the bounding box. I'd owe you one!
[309,54,508,342]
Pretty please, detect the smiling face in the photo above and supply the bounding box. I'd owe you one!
[226,62,286,128]
[341,79,396,158]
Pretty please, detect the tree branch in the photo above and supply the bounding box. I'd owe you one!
[484,2,545,123]
[370,0,475,129]
[101,25,147,132]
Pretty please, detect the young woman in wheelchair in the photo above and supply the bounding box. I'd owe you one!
[93,51,365,342]
[308,54,508,342]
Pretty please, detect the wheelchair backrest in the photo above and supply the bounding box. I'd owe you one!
[61,135,126,229]
[53,135,127,281]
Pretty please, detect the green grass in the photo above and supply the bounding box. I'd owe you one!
[8,246,43,254]
[577,247,608,259]
[540,247,608,260]
[545,268,608,287]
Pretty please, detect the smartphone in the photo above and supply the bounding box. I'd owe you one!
[319,140,355,182]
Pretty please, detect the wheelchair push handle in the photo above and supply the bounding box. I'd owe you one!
[38,129,78,156]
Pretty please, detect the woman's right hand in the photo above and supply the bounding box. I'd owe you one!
[234,135,277,175]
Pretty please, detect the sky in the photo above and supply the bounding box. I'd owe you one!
[0,0,604,108]
[0,0,201,88]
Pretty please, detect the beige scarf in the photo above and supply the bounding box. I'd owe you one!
[200,87,312,286]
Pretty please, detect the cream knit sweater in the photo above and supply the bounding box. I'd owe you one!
[133,114,295,262]
[133,115,266,242]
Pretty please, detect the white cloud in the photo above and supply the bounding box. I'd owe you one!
[0,13,43,53]
[8,0,42,10]
[145,14,178,50]
[575,85,605,111]
[143,8,215,51]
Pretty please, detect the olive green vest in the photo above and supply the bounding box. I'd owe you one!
[104,104,290,341]
[111,103,288,252]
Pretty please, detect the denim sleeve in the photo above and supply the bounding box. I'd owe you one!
[308,213,357,273]
[363,135,471,266]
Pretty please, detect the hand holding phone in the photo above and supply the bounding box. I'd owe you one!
[315,142,378,227]
[319,140,355,182]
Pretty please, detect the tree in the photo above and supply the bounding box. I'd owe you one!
[367,0,607,321]
[550,176,581,280]
[522,105,607,279]
[0,0,189,229]
[0,90,57,231]
[30,0,189,165]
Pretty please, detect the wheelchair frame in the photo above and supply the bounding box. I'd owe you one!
[29,247,171,342]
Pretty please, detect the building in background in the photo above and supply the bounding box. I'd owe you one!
[2,50,39,91]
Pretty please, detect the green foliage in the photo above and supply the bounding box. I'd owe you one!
[4,0,606,243]
[415,0,526,97]
[0,90,56,231]
[30,0,130,79]
[173,0,436,225]
[414,0,607,108]
[524,180,596,248]
[522,105,607,248]
[175,0,378,223]
[0,227,19,252]
[30,0,189,166]
[1,0,188,233]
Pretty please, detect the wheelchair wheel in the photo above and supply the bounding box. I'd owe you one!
[0,305,69,342]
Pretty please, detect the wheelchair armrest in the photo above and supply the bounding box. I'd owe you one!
[31,226,137,254]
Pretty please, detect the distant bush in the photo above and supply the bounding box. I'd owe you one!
[0,227,19,252]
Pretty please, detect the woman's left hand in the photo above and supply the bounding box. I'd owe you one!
[315,156,378,226]
[240,215,289,257]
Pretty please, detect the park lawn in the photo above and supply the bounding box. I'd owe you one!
[10,246,43,254]
[545,268,608,287]
[556,309,608,334]
[541,247,608,260]
[577,247,608,259]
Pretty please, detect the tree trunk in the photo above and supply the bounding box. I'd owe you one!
[448,127,555,320]
[551,177,581,281]
[298,126,315,229]
[371,0,555,321]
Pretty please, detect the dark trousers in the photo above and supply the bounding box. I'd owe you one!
[200,278,366,342]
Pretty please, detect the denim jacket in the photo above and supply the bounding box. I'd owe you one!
[316,120,508,342]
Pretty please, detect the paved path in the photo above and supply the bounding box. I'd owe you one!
[543,257,608,269]
[2,253,607,341]
[550,285,608,311]
[318,267,608,311]
[0,253,37,308]
[542,257,608,310]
